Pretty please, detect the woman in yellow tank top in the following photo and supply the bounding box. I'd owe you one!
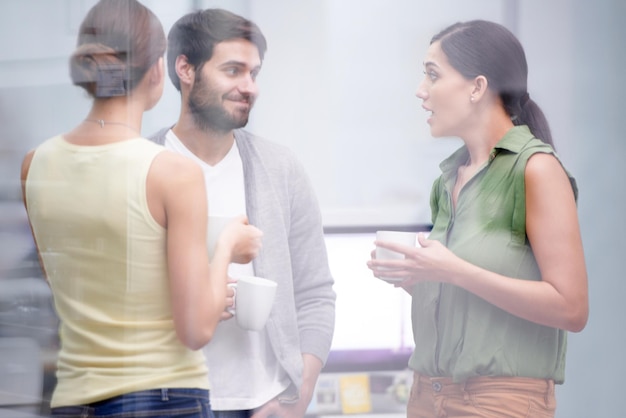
[20,1,262,417]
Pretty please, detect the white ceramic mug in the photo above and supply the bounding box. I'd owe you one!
[375,230,417,282]
[228,276,277,331]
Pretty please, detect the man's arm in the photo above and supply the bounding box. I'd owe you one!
[241,135,335,417]
[299,353,324,408]
[287,156,336,364]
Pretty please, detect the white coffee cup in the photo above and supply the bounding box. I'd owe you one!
[375,230,417,282]
[228,276,277,331]
[207,215,234,260]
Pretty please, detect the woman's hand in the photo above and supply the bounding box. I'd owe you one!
[367,233,461,287]
[220,278,237,321]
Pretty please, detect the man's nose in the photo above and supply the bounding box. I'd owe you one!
[239,73,258,96]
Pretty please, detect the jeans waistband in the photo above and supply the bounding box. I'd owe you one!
[89,387,209,406]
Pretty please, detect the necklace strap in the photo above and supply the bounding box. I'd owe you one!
[85,118,139,133]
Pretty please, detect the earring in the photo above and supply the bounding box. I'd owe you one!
[470,96,475,102]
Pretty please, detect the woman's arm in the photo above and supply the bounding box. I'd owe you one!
[519,152,588,330]
[450,153,588,331]
[368,153,588,332]
[148,151,261,350]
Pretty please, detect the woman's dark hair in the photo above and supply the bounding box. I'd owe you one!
[167,8,267,91]
[432,20,554,147]
[69,0,166,98]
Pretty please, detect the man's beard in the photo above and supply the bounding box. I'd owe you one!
[188,73,253,133]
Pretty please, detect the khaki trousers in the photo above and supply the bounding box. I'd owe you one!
[407,372,556,418]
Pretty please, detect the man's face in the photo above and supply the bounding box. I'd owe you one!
[188,39,262,132]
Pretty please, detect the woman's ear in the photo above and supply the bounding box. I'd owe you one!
[471,75,489,101]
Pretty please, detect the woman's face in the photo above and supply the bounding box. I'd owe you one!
[415,41,476,138]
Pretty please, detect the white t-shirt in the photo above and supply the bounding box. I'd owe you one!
[164,130,289,410]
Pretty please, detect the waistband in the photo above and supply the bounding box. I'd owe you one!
[413,372,554,398]
[51,388,210,416]
[90,388,209,406]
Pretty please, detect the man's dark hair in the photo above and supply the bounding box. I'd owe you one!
[167,8,267,91]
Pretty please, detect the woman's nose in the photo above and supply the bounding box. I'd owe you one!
[415,78,428,100]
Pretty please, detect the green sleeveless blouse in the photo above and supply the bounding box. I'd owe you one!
[408,125,578,384]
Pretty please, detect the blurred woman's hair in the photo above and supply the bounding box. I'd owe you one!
[69,0,166,98]
[432,20,554,148]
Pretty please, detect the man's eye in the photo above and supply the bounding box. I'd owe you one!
[225,68,239,76]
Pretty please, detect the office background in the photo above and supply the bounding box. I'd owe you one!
[0,1,624,416]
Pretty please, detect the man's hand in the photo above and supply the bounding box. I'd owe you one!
[250,396,310,418]
[251,354,322,418]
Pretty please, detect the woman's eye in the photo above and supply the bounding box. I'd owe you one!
[426,70,438,81]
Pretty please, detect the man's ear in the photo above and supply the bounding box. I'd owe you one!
[175,54,195,87]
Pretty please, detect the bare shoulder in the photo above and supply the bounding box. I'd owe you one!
[525,151,575,203]
[145,149,204,225]
[525,151,560,173]
[150,149,203,185]
[525,152,569,184]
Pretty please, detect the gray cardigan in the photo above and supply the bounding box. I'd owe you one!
[150,127,336,400]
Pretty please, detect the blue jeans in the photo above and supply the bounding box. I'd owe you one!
[50,388,214,418]
[212,411,253,418]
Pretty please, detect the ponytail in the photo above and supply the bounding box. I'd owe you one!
[512,93,555,149]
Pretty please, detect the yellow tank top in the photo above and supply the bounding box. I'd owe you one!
[25,136,208,407]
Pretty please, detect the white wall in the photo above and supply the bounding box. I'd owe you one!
[244,0,505,227]
[542,2,626,417]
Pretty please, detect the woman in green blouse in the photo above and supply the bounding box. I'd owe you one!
[368,20,588,418]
